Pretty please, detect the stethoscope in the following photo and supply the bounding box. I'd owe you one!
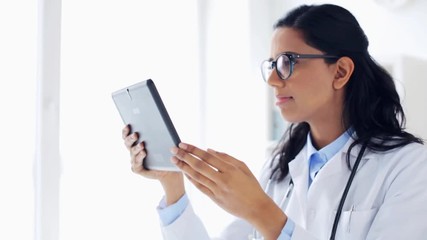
[251,143,367,240]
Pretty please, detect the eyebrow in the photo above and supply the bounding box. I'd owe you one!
[271,51,297,60]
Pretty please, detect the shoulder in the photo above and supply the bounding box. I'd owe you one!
[369,142,427,182]
[375,143,427,204]
[367,142,427,166]
[378,142,427,160]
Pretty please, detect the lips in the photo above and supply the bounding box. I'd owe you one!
[275,95,294,105]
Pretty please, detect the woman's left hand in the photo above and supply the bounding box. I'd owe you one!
[170,143,286,233]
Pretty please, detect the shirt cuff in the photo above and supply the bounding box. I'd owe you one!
[156,193,189,226]
[277,218,295,240]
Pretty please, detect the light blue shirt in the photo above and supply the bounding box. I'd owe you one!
[157,194,189,226]
[157,129,352,239]
[307,130,352,187]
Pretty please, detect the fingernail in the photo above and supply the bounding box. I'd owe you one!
[178,143,187,150]
[171,157,178,164]
[170,147,178,154]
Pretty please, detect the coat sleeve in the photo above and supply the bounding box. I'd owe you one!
[160,201,211,240]
[291,225,319,239]
[160,199,253,240]
[160,157,274,240]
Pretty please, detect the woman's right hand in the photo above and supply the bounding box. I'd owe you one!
[122,125,185,205]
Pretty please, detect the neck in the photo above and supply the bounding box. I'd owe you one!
[309,123,346,149]
[308,104,346,149]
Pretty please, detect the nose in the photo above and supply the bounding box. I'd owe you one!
[267,69,286,88]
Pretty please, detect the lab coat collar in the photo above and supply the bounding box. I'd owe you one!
[312,136,372,184]
[288,134,371,186]
[287,134,374,226]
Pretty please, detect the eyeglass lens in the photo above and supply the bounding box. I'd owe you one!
[262,54,292,82]
[277,54,291,80]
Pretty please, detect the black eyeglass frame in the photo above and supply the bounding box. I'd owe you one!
[261,52,339,82]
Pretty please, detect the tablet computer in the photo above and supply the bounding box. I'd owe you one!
[112,79,181,171]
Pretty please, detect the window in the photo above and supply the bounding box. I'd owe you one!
[0,1,36,239]
[59,1,200,239]
[1,1,272,239]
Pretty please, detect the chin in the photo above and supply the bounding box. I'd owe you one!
[280,111,302,124]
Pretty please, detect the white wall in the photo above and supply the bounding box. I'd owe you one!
[271,0,427,59]
[399,56,427,140]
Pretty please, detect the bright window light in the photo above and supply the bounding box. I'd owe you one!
[60,1,199,239]
[0,1,36,239]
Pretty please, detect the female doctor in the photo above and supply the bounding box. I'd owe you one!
[122,4,427,240]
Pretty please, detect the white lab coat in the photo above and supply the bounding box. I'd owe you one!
[160,138,427,240]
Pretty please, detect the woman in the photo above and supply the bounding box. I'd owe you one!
[122,4,427,240]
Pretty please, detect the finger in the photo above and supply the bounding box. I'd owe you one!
[179,143,231,173]
[172,145,220,180]
[171,154,217,190]
[130,142,145,158]
[184,173,215,198]
[131,149,146,174]
[206,149,233,163]
[207,149,251,175]
[124,133,139,150]
[122,125,131,139]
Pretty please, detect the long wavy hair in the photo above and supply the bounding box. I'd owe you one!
[270,4,423,181]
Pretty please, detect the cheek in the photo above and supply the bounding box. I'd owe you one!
[294,75,334,114]
[297,70,333,100]
[278,83,330,123]
[279,65,336,122]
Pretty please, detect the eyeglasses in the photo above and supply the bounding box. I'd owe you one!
[261,52,339,82]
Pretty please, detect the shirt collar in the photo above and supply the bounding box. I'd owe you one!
[306,128,353,162]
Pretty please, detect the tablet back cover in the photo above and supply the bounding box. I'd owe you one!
[112,79,180,171]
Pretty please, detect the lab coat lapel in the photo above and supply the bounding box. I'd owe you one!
[306,137,373,213]
[304,139,374,237]
[287,146,309,227]
[313,138,368,182]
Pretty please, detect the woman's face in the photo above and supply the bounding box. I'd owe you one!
[267,27,340,125]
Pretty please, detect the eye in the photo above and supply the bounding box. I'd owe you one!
[278,55,291,68]
[267,61,275,70]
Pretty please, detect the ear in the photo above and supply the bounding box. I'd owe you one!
[332,57,354,90]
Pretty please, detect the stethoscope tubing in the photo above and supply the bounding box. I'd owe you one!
[329,143,367,240]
